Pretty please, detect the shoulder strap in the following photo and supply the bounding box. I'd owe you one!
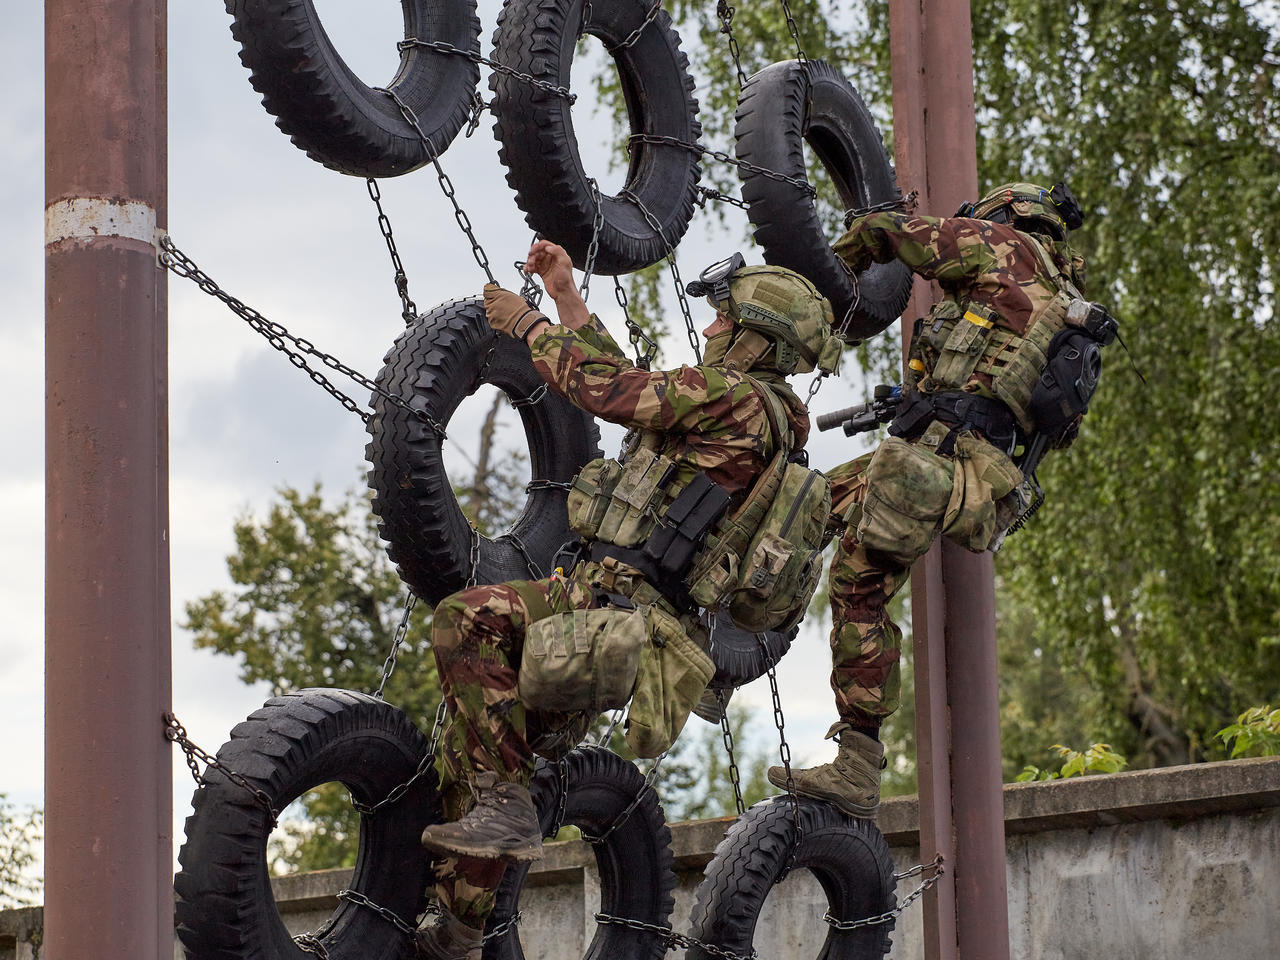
[1026,236,1083,300]
[744,375,794,459]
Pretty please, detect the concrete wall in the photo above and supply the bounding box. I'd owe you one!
[4,757,1277,959]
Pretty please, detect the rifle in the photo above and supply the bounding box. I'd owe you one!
[816,384,902,436]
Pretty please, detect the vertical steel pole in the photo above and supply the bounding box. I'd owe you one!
[45,2,171,958]
[889,2,1011,959]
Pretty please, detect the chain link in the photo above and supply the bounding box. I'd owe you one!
[805,370,828,405]
[627,133,817,198]
[508,383,549,408]
[465,524,482,588]
[337,889,419,939]
[499,530,545,579]
[717,689,747,818]
[376,87,496,285]
[593,914,758,960]
[843,189,920,228]
[158,237,449,438]
[366,178,418,325]
[165,712,281,824]
[398,38,576,103]
[695,185,749,210]
[293,933,331,959]
[777,0,809,66]
[608,0,664,52]
[618,189,701,363]
[614,276,657,370]
[580,178,605,300]
[764,650,805,878]
[715,1,748,88]
[483,910,524,943]
[823,855,946,931]
[548,759,572,838]
[526,478,573,493]
[374,592,417,700]
[580,752,667,845]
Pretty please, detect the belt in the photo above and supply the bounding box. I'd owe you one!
[890,391,1020,455]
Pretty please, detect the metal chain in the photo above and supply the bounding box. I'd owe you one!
[508,383,548,408]
[483,910,524,943]
[618,189,701,363]
[398,39,576,103]
[548,759,572,838]
[777,0,809,66]
[580,752,667,845]
[499,530,545,579]
[466,525,482,588]
[608,0,664,52]
[337,889,418,940]
[366,178,418,325]
[164,712,281,824]
[695,185,749,210]
[716,689,746,817]
[158,237,448,438]
[764,650,805,877]
[579,178,605,300]
[515,250,545,309]
[374,592,418,700]
[293,934,331,959]
[526,478,573,493]
[614,276,657,370]
[628,133,817,198]
[377,87,496,284]
[843,189,920,228]
[464,90,489,138]
[823,855,946,931]
[350,699,449,816]
[597,708,625,746]
[715,1,747,88]
[805,370,828,405]
[593,915,758,960]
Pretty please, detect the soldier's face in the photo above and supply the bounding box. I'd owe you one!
[702,312,734,340]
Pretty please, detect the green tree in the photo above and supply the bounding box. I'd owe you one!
[0,794,42,909]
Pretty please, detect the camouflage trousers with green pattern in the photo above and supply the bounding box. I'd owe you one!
[824,424,1024,730]
[429,573,594,929]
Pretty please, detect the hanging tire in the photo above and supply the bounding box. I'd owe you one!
[489,0,702,275]
[174,689,440,960]
[366,297,602,604]
[224,0,481,177]
[705,612,797,690]
[734,59,913,341]
[686,796,896,960]
[486,745,677,960]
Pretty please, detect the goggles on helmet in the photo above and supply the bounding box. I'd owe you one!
[685,251,747,312]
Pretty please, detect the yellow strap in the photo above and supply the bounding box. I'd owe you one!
[963,309,995,329]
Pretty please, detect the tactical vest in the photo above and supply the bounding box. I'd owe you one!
[908,237,1086,435]
[565,378,830,633]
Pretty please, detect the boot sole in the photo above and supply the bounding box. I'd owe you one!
[766,768,879,820]
[420,828,545,863]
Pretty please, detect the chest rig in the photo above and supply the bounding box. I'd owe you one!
[564,378,830,633]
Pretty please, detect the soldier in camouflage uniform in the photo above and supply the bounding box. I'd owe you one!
[417,240,834,959]
[769,182,1092,819]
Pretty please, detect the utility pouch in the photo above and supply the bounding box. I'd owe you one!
[624,604,715,758]
[728,463,831,632]
[595,452,677,547]
[942,433,1026,553]
[567,457,624,541]
[858,428,954,566]
[931,302,998,387]
[519,604,647,714]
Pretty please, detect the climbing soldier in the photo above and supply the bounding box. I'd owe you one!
[415,239,843,958]
[771,181,1121,818]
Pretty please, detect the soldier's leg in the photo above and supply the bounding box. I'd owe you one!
[424,575,588,939]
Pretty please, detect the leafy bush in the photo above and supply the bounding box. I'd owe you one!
[1015,743,1128,782]
[1215,706,1280,759]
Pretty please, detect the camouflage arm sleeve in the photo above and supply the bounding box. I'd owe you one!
[531,325,759,433]
[571,314,631,363]
[834,211,999,283]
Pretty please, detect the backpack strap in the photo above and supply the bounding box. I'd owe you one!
[744,375,794,461]
[1026,235,1083,300]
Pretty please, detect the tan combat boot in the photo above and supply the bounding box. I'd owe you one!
[420,771,544,862]
[415,909,484,960]
[767,722,885,819]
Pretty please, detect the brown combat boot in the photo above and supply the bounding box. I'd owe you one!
[767,722,885,819]
[415,909,484,960]
[420,772,544,862]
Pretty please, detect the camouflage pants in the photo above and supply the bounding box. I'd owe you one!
[825,425,1023,728]
[429,574,593,929]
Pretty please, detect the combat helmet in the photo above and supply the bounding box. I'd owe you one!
[958,181,1085,241]
[687,254,841,376]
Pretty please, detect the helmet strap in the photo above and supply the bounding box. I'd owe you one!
[723,329,774,374]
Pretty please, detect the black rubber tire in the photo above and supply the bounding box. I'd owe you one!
[734,60,913,341]
[685,797,896,960]
[365,297,602,605]
[489,0,702,274]
[706,612,797,691]
[487,745,677,960]
[224,0,481,177]
[174,689,440,960]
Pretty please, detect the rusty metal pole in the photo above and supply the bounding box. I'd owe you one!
[889,2,1012,959]
[45,2,171,958]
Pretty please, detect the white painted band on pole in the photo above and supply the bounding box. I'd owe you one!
[45,198,157,247]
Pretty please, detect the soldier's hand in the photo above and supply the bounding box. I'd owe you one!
[525,240,577,301]
[484,283,548,340]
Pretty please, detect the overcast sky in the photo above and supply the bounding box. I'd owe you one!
[3,2,886,867]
